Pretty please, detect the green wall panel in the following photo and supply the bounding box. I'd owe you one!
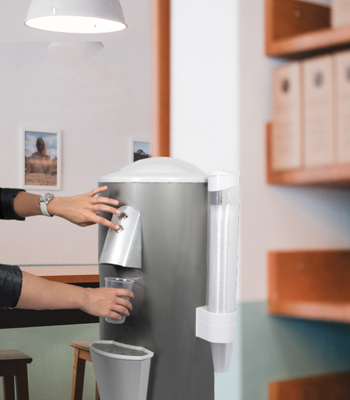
[241,302,350,400]
[0,324,99,400]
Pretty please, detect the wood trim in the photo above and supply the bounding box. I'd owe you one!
[269,371,350,400]
[268,250,350,323]
[19,266,99,284]
[266,123,350,186]
[42,274,99,283]
[267,26,350,58]
[152,0,171,157]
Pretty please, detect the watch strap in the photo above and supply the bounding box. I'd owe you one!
[39,193,54,217]
[40,201,52,217]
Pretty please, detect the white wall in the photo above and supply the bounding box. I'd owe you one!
[171,0,239,174]
[170,2,241,399]
[0,0,152,265]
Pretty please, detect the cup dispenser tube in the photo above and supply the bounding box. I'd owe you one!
[196,170,240,373]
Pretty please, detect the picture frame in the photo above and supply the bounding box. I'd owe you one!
[22,127,61,190]
[129,136,151,163]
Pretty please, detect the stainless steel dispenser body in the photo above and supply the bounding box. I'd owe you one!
[98,160,214,400]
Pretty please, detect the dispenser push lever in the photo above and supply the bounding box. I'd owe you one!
[99,205,142,269]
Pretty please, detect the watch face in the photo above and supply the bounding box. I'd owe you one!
[41,193,54,202]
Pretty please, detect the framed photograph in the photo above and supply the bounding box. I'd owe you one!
[22,128,61,190]
[130,136,151,163]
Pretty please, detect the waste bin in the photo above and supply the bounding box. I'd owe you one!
[89,340,154,400]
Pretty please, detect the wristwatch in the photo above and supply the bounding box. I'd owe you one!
[39,193,54,217]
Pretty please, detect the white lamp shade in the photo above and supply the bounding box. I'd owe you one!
[24,0,127,34]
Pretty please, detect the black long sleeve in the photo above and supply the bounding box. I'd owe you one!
[0,188,25,220]
[0,187,25,308]
[0,264,23,308]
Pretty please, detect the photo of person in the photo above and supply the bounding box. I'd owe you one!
[23,129,60,189]
[133,140,151,162]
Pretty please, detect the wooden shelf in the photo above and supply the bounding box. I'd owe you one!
[265,0,350,58]
[267,26,350,58]
[266,123,350,186]
[268,250,350,323]
[265,1,350,391]
[269,371,350,400]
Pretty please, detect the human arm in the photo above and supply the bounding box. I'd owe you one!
[13,186,121,230]
[16,271,134,319]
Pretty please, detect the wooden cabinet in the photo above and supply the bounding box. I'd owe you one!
[268,250,350,323]
[265,0,350,314]
[265,2,350,394]
[269,371,350,400]
[265,0,350,58]
[266,123,350,186]
[266,0,350,184]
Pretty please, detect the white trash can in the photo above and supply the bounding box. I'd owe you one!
[89,340,154,400]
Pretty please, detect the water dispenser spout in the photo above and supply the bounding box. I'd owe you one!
[99,205,142,269]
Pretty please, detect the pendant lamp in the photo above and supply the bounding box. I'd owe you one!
[24,0,127,34]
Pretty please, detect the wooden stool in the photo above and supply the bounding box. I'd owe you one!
[0,349,32,400]
[70,341,100,400]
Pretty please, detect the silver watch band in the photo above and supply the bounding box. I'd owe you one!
[40,201,52,217]
[39,193,54,217]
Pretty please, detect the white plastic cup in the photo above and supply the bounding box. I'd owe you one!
[104,277,134,324]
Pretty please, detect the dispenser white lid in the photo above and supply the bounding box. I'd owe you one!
[99,157,208,183]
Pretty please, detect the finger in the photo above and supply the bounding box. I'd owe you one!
[113,305,131,316]
[116,289,134,299]
[81,222,95,227]
[107,311,122,320]
[115,297,133,310]
[92,196,119,208]
[92,214,120,230]
[94,204,120,216]
[89,186,109,197]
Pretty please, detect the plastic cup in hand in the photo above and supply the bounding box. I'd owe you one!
[104,277,134,324]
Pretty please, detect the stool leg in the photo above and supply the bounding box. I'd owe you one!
[3,375,15,400]
[71,349,86,400]
[15,364,30,400]
[95,382,100,400]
